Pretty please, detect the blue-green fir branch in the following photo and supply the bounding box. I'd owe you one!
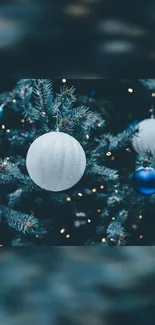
[0,159,23,186]
[139,79,155,91]
[63,107,100,139]
[100,208,109,219]
[106,222,125,239]
[1,205,47,235]
[92,125,138,158]
[11,235,32,246]
[20,85,41,124]
[0,160,41,192]
[7,189,23,208]
[33,79,54,131]
[11,79,34,113]
[107,194,124,207]
[135,151,155,169]
[33,79,54,117]
[87,162,119,182]
[8,128,37,148]
[56,85,77,110]
[116,209,128,223]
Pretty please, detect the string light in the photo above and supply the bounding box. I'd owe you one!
[112,217,115,220]
[2,125,5,129]
[6,157,10,160]
[6,129,10,133]
[66,197,71,201]
[78,192,83,196]
[21,119,25,123]
[86,134,89,139]
[66,234,70,238]
[98,123,101,127]
[110,238,114,241]
[115,189,118,193]
[138,215,143,219]
[87,219,91,223]
[152,93,155,97]
[92,188,97,193]
[97,209,101,212]
[111,156,115,160]
[139,234,143,239]
[62,79,66,83]
[60,228,65,233]
[12,99,16,103]
[100,185,104,189]
[106,151,111,156]
[3,161,7,165]
[101,238,106,242]
[128,88,133,93]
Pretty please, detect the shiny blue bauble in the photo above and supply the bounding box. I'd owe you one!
[132,167,155,196]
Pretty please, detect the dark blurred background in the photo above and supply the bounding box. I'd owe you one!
[1,0,155,78]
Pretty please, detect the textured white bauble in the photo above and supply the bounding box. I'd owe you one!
[132,118,155,154]
[26,132,86,191]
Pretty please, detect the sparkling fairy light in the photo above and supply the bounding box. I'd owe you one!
[101,238,106,242]
[78,192,83,196]
[87,219,91,223]
[66,197,71,201]
[106,151,111,156]
[128,88,133,93]
[60,228,65,233]
[66,234,70,238]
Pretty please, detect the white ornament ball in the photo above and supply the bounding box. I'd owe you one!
[132,118,155,154]
[26,132,86,191]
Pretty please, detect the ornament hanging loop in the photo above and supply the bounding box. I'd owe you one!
[56,107,60,132]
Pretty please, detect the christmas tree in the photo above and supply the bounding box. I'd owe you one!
[0,78,153,247]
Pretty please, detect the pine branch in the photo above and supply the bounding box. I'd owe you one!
[11,235,32,246]
[33,79,53,114]
[1,205,47,235]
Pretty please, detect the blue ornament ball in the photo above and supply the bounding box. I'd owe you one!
[132,167,155,196]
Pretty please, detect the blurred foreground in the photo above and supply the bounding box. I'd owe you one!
[0,247,155,325]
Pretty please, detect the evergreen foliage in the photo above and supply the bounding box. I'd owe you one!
[0,79,153,246]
